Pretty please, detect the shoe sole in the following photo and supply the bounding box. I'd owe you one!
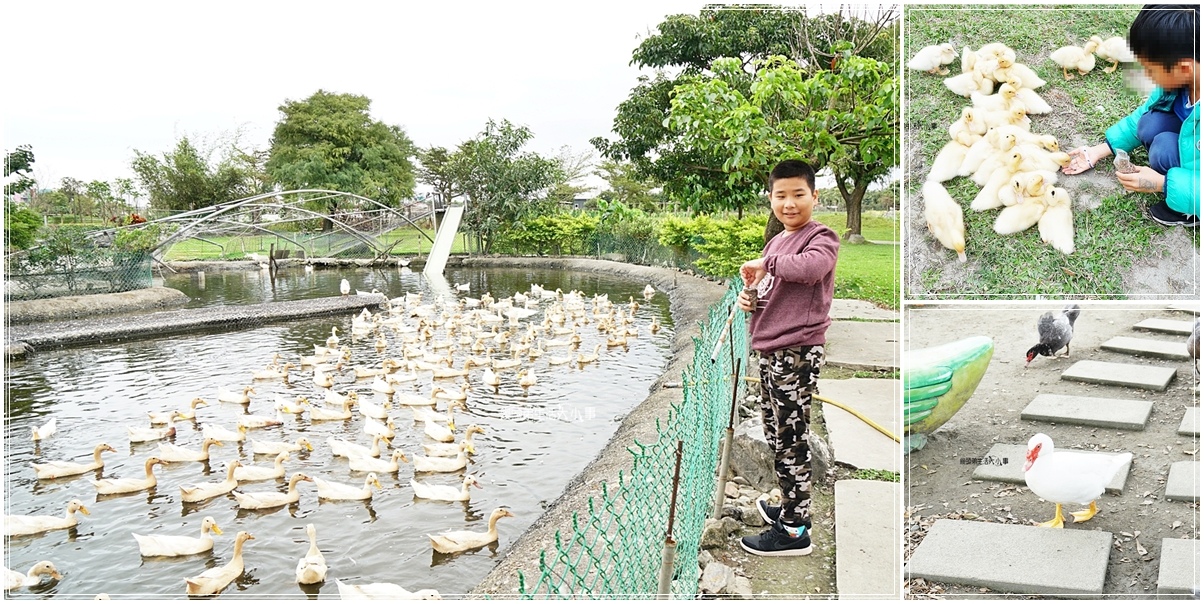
[740,540,813,557]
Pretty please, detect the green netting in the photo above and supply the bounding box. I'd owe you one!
[4,248,153,301]
[517,279,747,599]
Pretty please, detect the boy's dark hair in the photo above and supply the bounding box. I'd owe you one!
[1130,4,1199,70]
[768,159,817,193]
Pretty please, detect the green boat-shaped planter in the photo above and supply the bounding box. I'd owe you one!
[904,335,994,452]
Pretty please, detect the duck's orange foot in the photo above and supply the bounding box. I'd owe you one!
[1071,501,1099,523]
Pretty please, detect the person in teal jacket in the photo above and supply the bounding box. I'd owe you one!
[1063,5,1199,226]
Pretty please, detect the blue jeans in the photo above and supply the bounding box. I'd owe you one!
[1136,110,1182,174]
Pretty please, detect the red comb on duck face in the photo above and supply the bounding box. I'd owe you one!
[1024,442,1042,471]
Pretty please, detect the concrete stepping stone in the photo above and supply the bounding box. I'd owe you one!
[1179,407,1199,437]
[1165,461,1199,502]
[829,299,897,322]
[970,443,1131,494]
[825,321,898,372]
[1061,360,1176,392]
[1100,336,1192,361]
[819,378,900,473]
[907,519,1111,597]
[1156,538,1199,596]
[1133,318,1197,335]
[1019,394,1152,430]
[834,480,900,599]
[1167,303,1200,315]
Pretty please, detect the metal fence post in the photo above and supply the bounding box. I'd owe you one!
[657,440,684,599]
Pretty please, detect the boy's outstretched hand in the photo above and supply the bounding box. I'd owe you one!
[1116,166,1165,194]
[740,258,766,287]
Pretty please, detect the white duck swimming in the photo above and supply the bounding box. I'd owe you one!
[275,395,310,415]
[364,416,397,439]
[128,414,179,442]
[295,523,327,585]
[411,450,470,473]
[183,531,254,595]
[428,507,514,554]
[423,419,455,443]
[158,438,223,463]
[324,389,358,407]
[238,411,284,430]
[370,376,396,394]
[349,449,409,474]
[31,417,57,441]
[5,499,90,536]
[201,423,249,443]
[179,460,242,503]
[150,397,206,424]
[481,366,501,392]
[233,472,312,509]
[411,475,481,502]
[234,451,290,482]
[252,362,295,381]
[92,457,166,495]
[133,516,222,557]
[1023,433,1133,528]
[396,389,440,407]
[358,395,392,419]
[329,435,391,459]
[217,385,256,404]
[314,473,381,501]
[326,326,341,348]
[335,579,442,600]
[411,400,464,426]
[310,399,354,421]
[423,426,483,457]
[33,442,117,479]
[251,436,313,456]
[4,561,62,590]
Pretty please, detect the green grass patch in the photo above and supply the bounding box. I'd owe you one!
[906,5,1198,296]
[815,211,899,242]
[850,468,900,482]
[834,242,899,309]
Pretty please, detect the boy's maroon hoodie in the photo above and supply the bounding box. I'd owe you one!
[748,220,840,353]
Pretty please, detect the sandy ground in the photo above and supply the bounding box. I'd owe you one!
[904,304,1199,598]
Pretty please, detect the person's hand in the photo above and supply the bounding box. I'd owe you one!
[739,258,766,287]
[1117,166,1165,193]
[1063,143,1111,175]
[736,289,755,312]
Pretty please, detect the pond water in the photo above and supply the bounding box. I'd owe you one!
[4,266,675,599]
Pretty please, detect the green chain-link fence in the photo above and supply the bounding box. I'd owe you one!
[4,247,153,302]
[517,279,747,599]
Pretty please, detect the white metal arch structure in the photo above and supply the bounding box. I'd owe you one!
[133,190,436,261]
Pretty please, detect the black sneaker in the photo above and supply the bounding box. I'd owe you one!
[1148,201,1199,227]
[755,499,813,530]
[740,518,813,557]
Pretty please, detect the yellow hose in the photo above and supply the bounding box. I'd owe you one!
[742,376,900,443]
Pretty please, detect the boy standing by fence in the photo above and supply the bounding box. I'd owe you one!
[736,159,839,556]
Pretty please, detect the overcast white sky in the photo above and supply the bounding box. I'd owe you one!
[2,1,731,194]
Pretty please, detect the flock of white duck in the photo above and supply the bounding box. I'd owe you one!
[911,36,1135,262]
[6,280,663,598]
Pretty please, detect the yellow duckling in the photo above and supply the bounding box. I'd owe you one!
[232,472,313,509]
[295,523,328,585]
[158,438,223,463]
[577,344,603,368]
[133,516,222,557]
[31,417,57,441]
[1038,187,1075,255]
[183,531,254,595]
[349,449,410,474]
[5,499,90,536]
[423,426,483,457]
[233,451,290,482]
[314,472,381,501]
[217,386,255,404]
[922,181,967,263]
[994,194,1048,235]
[33,442,116,479]
[92,457,165,495]
[411,474,481,502]
[429,507,514,554]
[179,460,242,503]
[4,561,62,590]
[1050,37,1100,80]
[1093,35,1134,73]
[149,397,207,423]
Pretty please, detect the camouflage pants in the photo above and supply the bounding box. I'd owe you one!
[757,344,824,527]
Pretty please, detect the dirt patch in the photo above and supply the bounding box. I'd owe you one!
[905,304,1199,598]
[1121,228,1202,299]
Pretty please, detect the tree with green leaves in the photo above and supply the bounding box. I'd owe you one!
[668,51,897,239]
[4,201,42,250]
[451,119,560,254]
[5,145,37,197]
[131,136,265,213]
[267,90,417,229]
[595,159,664,212]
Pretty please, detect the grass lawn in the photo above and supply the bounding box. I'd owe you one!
[905,4,1198,297]
[816,211,900,309]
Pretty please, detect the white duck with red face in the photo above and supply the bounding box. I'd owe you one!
[1023,433,1132,528]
